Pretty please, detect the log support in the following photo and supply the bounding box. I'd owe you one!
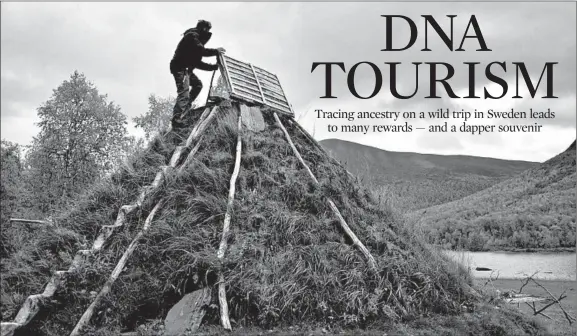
[216,110,243,331]
[273,112,377,271]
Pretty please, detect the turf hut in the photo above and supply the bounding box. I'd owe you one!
[2,56,480,336]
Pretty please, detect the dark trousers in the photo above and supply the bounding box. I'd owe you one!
[172,69,203,126]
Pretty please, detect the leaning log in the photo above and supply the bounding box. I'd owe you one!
[288,118,355,179]
[70,108,221,335]
[216,111,243,331]
[9,218,53,226]
[70,202,163,336]
[177,106,221,171]
[273,112,377,271]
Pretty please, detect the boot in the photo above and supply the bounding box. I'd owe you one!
[185,100,193,113]
[171,114,187,131]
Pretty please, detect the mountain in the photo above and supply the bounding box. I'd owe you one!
[320,139,537,212]
[411,140,576,251]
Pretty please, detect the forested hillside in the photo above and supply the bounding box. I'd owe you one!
[412,141,576,251]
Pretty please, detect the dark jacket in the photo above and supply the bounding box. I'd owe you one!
[170,28,219,74]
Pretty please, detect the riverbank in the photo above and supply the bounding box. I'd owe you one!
[478,278,576,336]
[481,247,576,253]
[433,245,576,253]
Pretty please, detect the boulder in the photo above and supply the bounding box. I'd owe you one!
[164,287,211,336]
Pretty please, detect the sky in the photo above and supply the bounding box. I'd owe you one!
[1,2,575,162]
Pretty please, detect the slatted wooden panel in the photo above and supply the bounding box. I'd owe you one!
[218,54,293,116]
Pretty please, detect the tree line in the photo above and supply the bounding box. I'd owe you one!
[417,181,576,251]
[425,212,575,251]
[1,71,175,258]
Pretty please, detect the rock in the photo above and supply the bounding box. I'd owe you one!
[475,267,492,271]
[240,104,266,132]
[164,287,211,336]
[1,322,20,336]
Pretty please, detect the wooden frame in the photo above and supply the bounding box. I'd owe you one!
[212,54,294,116]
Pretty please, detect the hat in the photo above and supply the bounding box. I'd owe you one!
[197,20,212,30]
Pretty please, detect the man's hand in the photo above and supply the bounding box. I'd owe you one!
[216,47,226,54]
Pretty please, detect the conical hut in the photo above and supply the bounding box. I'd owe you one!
[1,56,544,336]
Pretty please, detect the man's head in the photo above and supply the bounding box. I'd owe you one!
[196,20,212,33]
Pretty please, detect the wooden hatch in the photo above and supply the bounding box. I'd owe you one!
[208,54,294,116]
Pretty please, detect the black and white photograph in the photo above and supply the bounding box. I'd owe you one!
[1,2,576,335]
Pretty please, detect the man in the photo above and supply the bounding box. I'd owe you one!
[170,20,225,129]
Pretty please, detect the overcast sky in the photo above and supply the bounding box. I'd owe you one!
[1,2,575,162]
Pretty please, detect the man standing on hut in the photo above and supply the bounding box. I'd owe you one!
[170,20,225,129]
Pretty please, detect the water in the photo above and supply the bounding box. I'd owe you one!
[444,250,576,281]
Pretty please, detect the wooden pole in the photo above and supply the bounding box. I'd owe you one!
[9,218,53,226]
[70,202,163,336]
[70,108,221,335]
[178,135,205,175]
[71,108,221,335]
[273,112,377,271]
[216,110,243,331]
[287,118,325,153]
[185,106,219,148]
[289,119,356,179]
[206,70,217,106]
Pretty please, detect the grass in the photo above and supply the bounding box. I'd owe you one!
[0,116,183,325]
[125,302,547,336]
[0,103,553,335]
[93,106,475,331]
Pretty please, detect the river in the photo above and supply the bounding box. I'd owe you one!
[443,250,576,281]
